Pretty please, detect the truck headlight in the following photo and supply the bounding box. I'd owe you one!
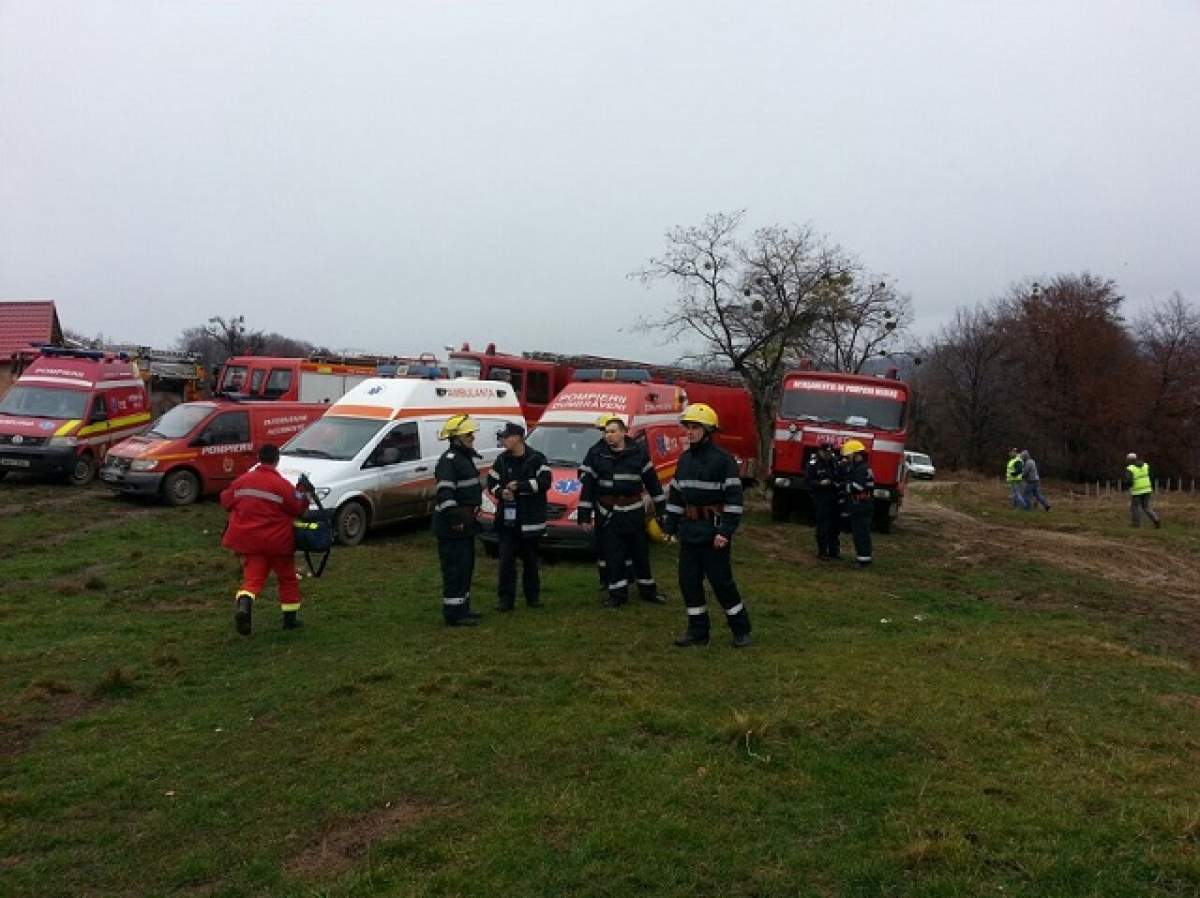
[315,487,331,500]
[130,459,158,472]
[873,488,890,499]
[49,436,78,447]
[480,493,496,513]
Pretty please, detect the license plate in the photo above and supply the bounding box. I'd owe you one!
[0,458,31,468]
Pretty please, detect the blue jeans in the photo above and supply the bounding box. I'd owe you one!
[1024,481,1050,510]
[1010,482,1028,509]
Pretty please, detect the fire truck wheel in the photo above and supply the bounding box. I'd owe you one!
[335,500,368,547]
[162,470,201,506]
[770,488,792,522]
[68,453,98,487]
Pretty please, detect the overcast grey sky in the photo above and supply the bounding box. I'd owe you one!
[2,1,1197,361]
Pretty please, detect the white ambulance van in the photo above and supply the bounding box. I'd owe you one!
[278,377,524,545]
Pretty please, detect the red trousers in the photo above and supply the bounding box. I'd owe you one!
[237,554,301,611]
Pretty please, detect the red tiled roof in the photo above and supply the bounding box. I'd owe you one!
[0,300,62,358]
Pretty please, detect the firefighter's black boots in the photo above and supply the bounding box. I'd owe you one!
[234,592,253,636]
[283,610,303,630]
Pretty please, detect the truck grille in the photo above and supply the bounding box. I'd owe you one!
[103,456,132,473]
[0,435,48,447]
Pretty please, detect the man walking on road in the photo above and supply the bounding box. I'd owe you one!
[1125,452,1162,528]
[1005,448,1028,510]
[1021,450,1051,511]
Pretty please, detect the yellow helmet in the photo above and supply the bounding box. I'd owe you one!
[645,516,667,543]
[841,439,867,457]
[439,414,479,440]
[596,412,626,430]
[679,403,719,430]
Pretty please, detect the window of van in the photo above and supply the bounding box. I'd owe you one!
[249,369,267,395]
[264,368,293,398]
[366,422,420,467]
[194,411,250,447]
[527,371,550,405]
[283,417,385,461]
[146,404,213,440]
[0,386,88,419]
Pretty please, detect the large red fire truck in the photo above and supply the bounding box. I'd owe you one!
[213,354,445,405]
[448,344,759,479]
[769,367,910,531]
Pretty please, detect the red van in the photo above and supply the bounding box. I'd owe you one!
[478,369,689,550]
[101,400,326,505]
[0,347,151,485]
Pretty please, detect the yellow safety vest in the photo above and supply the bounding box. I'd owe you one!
[1005,457,1023,483]
[1127,463,1152,496]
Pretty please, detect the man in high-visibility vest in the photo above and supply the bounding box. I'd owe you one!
[1124,452,1162,528]
[1005,448,1028,510]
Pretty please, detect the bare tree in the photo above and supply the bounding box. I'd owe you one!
[811,276,913,373]
[204,315,266,360]
[633,211,858,462]
[1133,291,1200,477]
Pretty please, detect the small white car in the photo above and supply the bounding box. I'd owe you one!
[904,450,936,480]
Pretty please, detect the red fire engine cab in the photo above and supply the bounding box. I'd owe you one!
[769,368,910,531]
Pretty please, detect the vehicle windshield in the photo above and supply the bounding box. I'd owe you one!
[908,453,932,466]
[145,404,213,439]
[781,385,905,430]
[0,386,88,419]
[448,357,482,379]
[526,424,597,467]
[219,365,249,393]
[281,416,385,461]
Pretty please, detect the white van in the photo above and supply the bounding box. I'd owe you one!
[278,377,524,545]
[904,450,936,480]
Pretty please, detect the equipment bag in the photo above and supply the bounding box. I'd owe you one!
[293,488,334,577]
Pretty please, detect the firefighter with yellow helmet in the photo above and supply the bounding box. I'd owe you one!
[433,414,485,626]
[840,439,875,567]
[662,403,751,648]
[578,411,668,607]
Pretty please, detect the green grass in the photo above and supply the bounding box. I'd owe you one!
[2,478,1200,897]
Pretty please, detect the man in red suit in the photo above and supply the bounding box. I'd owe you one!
[220,444,312,635]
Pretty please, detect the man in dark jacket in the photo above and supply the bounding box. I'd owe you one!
[841,440,875,568]
[663,403,751,648]
[433,414,485,627]
[806,440,843,560]
[221,444,313,635]
[578,413,667,607]
[487,422,552,610]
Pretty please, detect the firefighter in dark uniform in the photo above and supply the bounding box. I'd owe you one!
[806,439,843,560]
[433,414,485,626]
[578,413,668,607]
[663,403,751,648]
[487,422,552,610]
[841,439,875,568]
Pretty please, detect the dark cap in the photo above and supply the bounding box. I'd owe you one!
[499,422,526,439]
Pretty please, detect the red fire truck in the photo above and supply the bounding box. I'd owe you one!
[769,368,910,531]
[214,354,444,404]
[449,344,759,478]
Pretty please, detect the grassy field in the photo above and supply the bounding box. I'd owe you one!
[2,477,1200,897]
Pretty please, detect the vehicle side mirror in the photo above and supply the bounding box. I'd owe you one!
[89,406,108,424]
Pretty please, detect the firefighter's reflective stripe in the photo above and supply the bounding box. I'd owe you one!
[439,478,479,489]
[608,500,644,512]
[642,461,654,473]
[724,477,740,487]
[666,503,685,514]
[578,500,594,509]
[280,602,301,612]
[522,522,546,533]
[725,603,744,616]
[579,465,596,476]
[613,473,642,482]
[236,590,256,600]
[636,578,655,585]
[608,578,628,589]
[435,498,457,511]
[234,488,285,504]
[443,596,466,605]
[686,605,707,616]
[677,479,726,490]
[723,505,744,514]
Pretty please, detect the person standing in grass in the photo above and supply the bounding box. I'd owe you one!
[1021,450,1051,511]
[1124,452,1162,528]
[1005,447,1028,509]
[221,444,313,635]
[487,422,552,611]
[841,440,875,568]
[663,403,751,649]
[433,415,485,627]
